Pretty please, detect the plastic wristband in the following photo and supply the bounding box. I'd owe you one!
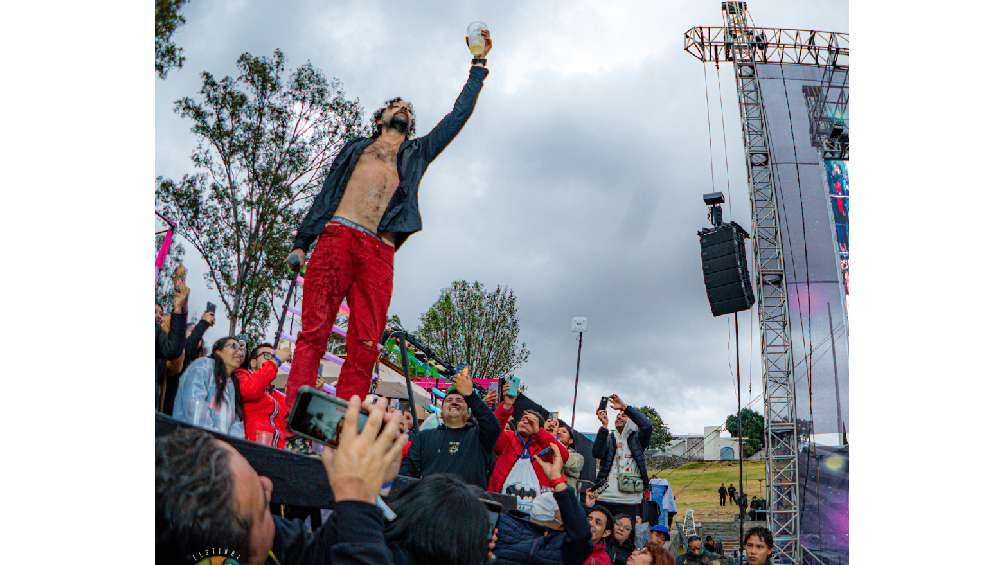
[472,57,487,66]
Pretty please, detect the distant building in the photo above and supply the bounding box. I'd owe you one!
[655,427,764,461]
[703,426,741,461]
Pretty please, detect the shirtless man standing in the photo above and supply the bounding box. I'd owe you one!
[284,31,493,412]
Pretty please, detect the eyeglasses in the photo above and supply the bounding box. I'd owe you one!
[223,342,246,352]
[254,351,274,359]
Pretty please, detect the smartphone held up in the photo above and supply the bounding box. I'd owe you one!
[286,387,383,448]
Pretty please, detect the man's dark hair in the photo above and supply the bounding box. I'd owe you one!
[241,342,274,371]
[385,474,488,565]
[371,97,416,139]
[687,535,702,544]
[588,506,615,534]
[156,428,249,563]
[743,526,774,549]
[705,535,714,541]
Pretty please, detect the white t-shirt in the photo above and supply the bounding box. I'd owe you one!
[598,422,643,505]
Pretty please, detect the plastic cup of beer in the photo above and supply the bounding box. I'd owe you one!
[467,21,489,56]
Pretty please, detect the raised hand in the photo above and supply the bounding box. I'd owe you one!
[201,310,216,326]
[466,29,494,57]
[172,264,189,313]
[453,365,474,396]
[320,396,407,503]
[585,488,598,508]
[544,418,559,434]
[275,343,292,363]
[608,394,627,411]
[483,389,498,407]
[533,442,565,482]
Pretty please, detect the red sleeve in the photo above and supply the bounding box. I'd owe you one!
[237,360,278,401]
[494,402,515,454]
[534,428,570,463]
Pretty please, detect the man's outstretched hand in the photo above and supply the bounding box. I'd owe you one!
[453,365,474,396]
[289,248,306,272]
[320,396,407,503]
[466,29,493,59]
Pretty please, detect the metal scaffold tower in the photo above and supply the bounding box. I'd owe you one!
[685,3,848,563]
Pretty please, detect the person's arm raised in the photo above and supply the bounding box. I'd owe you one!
[419,32,492,162]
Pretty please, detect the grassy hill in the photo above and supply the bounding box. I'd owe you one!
[651,460,766,522]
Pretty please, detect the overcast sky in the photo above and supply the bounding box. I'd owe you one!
[155,0,848,435]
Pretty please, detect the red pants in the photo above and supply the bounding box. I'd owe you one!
[285,223,394,413]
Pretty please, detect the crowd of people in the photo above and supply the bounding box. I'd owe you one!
[715,483,764,522]
[155,272,776,564]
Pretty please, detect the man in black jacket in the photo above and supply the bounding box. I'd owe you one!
[400,366,501,488]
[728,483,737,504]
[156,396,406,564]
[283,30,494,415]
[182,308,215,373]
[592,393,654,519]
[718,484,727,507]
[156,269,189,412]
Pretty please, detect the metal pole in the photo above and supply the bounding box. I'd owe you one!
[395,333,420,428]
[570,331,584,429]
[735,313,745,552]
[827,303,845,445]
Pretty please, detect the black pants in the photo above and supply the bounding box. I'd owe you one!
[719,494,726,506]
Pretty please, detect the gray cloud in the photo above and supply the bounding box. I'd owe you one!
[156,0,848,434]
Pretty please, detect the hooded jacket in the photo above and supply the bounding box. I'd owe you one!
[585,541,613,565]
[400,391,500,488]
[489,402,570,494]
[493,487,592,565]
[592,406,653,493]
[171,356,244,438]
[292,65,489,252]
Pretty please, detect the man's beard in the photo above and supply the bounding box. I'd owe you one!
[387,112,410,135]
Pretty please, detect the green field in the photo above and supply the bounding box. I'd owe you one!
[651,460,766,522]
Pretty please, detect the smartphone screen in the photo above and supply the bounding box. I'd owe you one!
[287,388,368,447]
[480,499,502,540]
[598,396,608,412]
[206,301,216,314]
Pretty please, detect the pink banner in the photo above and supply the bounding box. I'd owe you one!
[154,226,173,282]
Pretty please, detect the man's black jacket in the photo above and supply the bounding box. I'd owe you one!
[155,310,186,409]
[271,500,394,564]
[292,65,489,252]
[592,405,654,492]
[182,318,211,373]
[400,391,501,488]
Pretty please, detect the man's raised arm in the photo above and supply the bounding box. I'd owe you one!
[419,31,493,162]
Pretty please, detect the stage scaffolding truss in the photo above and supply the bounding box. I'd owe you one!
[685,2,849,562]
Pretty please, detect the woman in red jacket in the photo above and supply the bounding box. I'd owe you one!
[236,342,291,448]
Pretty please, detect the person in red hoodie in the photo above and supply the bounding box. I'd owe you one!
[488,390,570,513]
[236,342,291,448]
[584,499,615,565]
